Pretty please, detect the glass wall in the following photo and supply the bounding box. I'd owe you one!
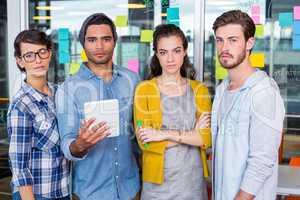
[204,0,300,160]
[0,0,10,199]
[28,0,197,82]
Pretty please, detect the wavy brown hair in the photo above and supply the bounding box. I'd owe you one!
[148,24,196,80]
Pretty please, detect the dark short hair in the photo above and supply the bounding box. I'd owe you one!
[212,10,256,41]
[14,29,52,72]
[79,13,117,47]
[148,24,196,80]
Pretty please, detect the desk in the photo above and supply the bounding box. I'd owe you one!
[277,165,300,196]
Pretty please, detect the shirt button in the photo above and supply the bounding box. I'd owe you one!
[115,175,119,179]
[115,162,118,166]
[114,147,118,151]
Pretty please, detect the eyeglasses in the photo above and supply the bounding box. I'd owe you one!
[21,48,50,63]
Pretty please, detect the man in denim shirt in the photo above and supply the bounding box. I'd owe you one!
[55,13,140,200]
[211,10,285,200]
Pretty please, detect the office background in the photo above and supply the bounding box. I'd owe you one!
[0,0,300,198]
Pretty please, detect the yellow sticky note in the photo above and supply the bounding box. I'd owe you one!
[250,53,265,68]
[115,15,128,27]
[215,56,228,80]
[255,25,264,38]
[69,63,81,75]
[140,30,153,42]
[81,49,87,62]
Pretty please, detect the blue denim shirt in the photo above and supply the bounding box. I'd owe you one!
[212,70,285,200]
[55,63,140,200]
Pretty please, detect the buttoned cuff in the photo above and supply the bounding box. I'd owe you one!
[12,168,33,187]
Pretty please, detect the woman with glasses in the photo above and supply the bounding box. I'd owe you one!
[7,30,70,200]
[134,24,211,200]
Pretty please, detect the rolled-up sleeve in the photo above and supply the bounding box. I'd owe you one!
[240,87,285,195]
[7,107,34,187]
[55,84,86,161]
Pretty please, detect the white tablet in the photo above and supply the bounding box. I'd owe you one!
[84,99,120,137]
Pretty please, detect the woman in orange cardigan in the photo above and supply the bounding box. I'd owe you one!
[134,24,212,200]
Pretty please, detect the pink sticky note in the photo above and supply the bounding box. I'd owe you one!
[127,59,139,73]
[251,15,260,24]
[294,6,300,20]
[251,5,260,15]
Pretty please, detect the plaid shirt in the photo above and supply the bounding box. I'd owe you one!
[7,82,69,198]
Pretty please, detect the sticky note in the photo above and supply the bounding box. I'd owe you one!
[250,53,264,68]
[81,49,88,62]
[255,25,264,37]
[58,28,69,40]
[69,63,81,75]
[115,15,128,27]
[293,21,300,35]
[294,6,300,20]
[58,52,70,64]
[251,5,260,15]
[58,40,69,52]
[251,15,260,24]
[140,30,153,42]
[293,35,300,50]
[167,7,179,21]
[127,59,139,73]
[279,12,293,28]
[168,20,180,27]
[215,57,228,80]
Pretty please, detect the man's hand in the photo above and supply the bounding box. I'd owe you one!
[234,189,255,200]
[70,118,111,157]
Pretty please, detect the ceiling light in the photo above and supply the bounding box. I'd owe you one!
[32,16,53,20]
[36,6,64,10]
[117,3,146,9]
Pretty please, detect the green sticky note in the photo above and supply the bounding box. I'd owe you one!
[255,25,264,38]
[69,63,81,75]
[140,30,153,42]
[215,57,228,80]
[115,15,128,27]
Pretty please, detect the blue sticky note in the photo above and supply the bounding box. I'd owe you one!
[58,40,69,52]
[293,35,300,50]
[278,12,293,28]
[167,7,179,21]
[293,21,300,35]
[58,28,69,40]
[58,52,70,64]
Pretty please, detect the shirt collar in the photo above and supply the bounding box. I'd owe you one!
[21,80,53,102]
[78,62,121,80]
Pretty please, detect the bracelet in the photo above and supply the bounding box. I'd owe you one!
[178,130,182,143]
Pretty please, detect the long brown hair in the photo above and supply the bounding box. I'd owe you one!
[148,24,196,80]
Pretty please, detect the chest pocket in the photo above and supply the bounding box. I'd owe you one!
[33,115,60,151]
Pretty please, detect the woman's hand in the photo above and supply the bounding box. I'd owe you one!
[195,112,211,129]
[137,128,166,144]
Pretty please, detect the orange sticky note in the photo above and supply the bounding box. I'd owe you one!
[250,53,265,68]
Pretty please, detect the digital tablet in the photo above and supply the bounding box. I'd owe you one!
[84,99,120,137]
